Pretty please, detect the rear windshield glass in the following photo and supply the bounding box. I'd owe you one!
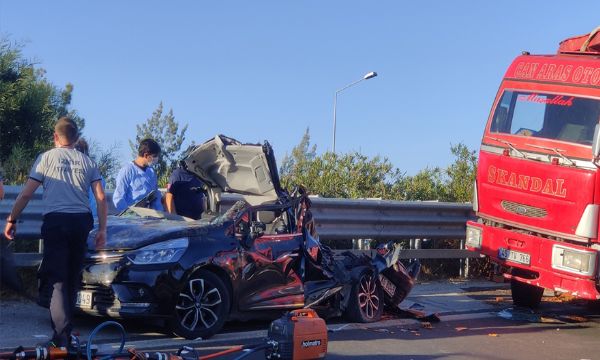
[489,90,600,145]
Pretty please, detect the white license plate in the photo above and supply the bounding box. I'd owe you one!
[379,274,396,296]
[76,291,93,309]
[498,248,531,265]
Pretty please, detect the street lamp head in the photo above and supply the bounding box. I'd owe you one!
[363,71,378,80]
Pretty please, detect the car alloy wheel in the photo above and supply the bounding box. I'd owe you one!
[170,270,230,339]
[177,278,222,330]
[345,268,384,323]
[357,274,380,319]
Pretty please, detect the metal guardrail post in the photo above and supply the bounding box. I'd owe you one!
[459,239,469,278]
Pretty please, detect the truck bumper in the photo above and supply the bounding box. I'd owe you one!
[466,220,600,300]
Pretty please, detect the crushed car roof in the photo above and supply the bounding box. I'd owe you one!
[183,135,283,205]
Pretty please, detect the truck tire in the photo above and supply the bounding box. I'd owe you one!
[510,269,544,308]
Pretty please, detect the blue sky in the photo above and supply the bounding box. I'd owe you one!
[2,1,600,175]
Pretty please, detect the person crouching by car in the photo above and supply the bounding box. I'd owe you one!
[3,117,107,347]
[165,161,206,220]
[113,138,163,212]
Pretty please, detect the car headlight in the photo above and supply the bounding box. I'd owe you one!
[127,238,189,265]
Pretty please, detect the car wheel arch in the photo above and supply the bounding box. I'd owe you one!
[344,266,384,323]
[197,264,235,312]
[338,265,375,311]
[186,264,234,313]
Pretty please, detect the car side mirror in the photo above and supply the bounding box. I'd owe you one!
[593,123,600,159]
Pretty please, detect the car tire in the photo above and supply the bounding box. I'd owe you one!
[170,269,230,339]
[345,269,383,323]
[511,269,543,308]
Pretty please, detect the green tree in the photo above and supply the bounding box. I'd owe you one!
[392,167,445,201]
[301,151,401,199]
[280,128,317,190]
[0,39,84,183]
[442,143,478,202]
[129,102,188,185]
[281,131,477,202]
[280,130,401,198]
[88,140,121,189]
[390,142,477,202]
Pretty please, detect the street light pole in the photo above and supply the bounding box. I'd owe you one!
[332,71,377,153]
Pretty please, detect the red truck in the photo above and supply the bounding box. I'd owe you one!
[466,27,600,307]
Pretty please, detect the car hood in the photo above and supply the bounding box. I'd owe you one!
[87,215,216,252]
[183,134,283,206]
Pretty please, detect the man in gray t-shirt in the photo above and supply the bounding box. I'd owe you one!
[29,147,102,215]
[3,117,108,347]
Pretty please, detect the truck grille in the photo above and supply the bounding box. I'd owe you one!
[501,201,547,218]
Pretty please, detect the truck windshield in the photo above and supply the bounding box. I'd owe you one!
[490,90,600,146]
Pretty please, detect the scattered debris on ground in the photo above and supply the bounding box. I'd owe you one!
[497,307,590,324]
[390,301,441,323]
[421,322,433,329]
[542,293,579,303]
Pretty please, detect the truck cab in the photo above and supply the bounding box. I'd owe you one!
[466,27,600,307]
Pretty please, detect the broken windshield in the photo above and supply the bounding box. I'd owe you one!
[490,90,600,146]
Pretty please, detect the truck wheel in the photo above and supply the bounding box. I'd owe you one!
[345,269,383,323]
[510,269,543,308]
[169,270,230,339]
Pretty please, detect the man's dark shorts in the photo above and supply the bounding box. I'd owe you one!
[38,212,93,307]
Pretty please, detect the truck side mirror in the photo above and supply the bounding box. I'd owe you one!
[593,123,600,159]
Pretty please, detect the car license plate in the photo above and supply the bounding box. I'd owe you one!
[76,291,93,309]
[379,274,396,296]
[498,248,531,265]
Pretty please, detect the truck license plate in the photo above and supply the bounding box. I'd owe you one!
[76,291,93,309]
[379,274,396,296]
[498,248,531,265]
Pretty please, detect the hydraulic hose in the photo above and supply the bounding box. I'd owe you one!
[86,321,126,360]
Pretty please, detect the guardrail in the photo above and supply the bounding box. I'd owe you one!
[0,186,478,269]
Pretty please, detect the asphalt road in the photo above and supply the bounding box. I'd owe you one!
[2,279,600,359]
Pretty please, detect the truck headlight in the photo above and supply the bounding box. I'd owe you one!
[128,238,189,265]
[551,245,596,276]
[466,225,482,249]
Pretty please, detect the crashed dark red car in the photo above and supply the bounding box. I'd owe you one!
[77,135,419,339]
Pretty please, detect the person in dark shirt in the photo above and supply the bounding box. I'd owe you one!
[165,163,206,220]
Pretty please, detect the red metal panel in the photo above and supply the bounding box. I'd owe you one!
[477,150,595,238]
[504,54,600,87]
[467,221,600,299]
[558,30,600,53]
